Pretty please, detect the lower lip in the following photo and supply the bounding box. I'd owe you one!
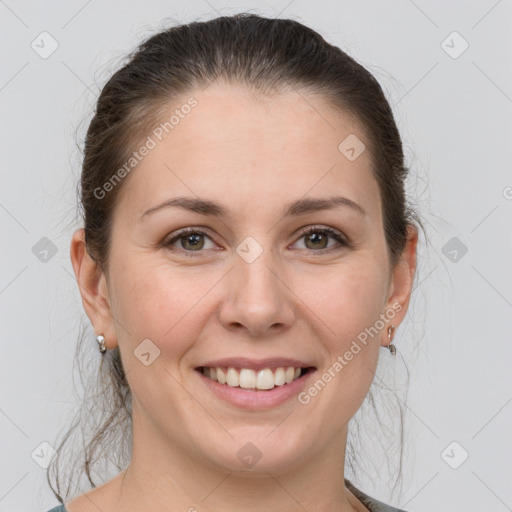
[196,369,316,410]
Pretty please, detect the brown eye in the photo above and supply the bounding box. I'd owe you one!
[164,228,217,256]
[304,231,329,250]
[294,226,348,252]
[179,233,205,251]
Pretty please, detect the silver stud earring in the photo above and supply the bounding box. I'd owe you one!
[387,325,396,356]
[96,334,107,354]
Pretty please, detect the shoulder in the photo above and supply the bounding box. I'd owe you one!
[345,479,409,512]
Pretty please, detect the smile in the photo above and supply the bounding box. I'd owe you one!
[200,366,310,391]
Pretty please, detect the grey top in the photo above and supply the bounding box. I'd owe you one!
[45,479,407,512]
[345,479,408,511]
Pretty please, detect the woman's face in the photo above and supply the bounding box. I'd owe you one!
[78,83,415,474]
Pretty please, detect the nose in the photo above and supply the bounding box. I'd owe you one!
[218,248,296,337]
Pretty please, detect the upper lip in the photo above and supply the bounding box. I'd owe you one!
[197,357,315,372]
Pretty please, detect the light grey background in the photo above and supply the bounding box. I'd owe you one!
[1,1,511,511]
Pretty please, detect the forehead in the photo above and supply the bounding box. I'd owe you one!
[115,83,381,223]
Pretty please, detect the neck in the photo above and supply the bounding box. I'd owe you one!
[110,408,364,512]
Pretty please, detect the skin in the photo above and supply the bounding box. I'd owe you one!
[69,83,417,512]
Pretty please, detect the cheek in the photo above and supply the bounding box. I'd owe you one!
[295,256,388,346]
[110,261,216,352]
[294,261,387,431]
[109,264,209,409]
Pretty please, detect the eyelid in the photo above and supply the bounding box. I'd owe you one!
[294,224,347,240]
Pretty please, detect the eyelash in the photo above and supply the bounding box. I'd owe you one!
[163,225,350,257]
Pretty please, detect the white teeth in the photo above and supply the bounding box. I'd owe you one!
[202,365,305,390]
[216,367,227,384]
[256,369,275,390]
[274,367,286,386]
[226,367,239,387]
[239,369,256,389]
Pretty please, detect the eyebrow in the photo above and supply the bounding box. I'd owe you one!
[139,195,366,222]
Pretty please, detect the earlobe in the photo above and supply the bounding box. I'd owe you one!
[70,228,117,349]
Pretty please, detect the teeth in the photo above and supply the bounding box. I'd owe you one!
[256,369,275,390]
[217,367,227,384]
[226,367,239,387]
[202,366,305,390]
[274,367,285,386]
[239,369,256,389]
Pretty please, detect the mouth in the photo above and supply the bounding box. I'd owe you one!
[196,365,316,391]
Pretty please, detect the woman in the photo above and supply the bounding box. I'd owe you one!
[46,13,419,512]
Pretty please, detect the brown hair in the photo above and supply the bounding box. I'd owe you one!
[48,12,423,501]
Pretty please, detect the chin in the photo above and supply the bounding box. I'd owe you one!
[199,429,313,475]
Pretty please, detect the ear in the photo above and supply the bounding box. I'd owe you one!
[70,228,117,350]
[381,224,418,346]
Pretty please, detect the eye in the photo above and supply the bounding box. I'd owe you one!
[292,226,349,252]
[164,228,218,256]
[163,225,350,257]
